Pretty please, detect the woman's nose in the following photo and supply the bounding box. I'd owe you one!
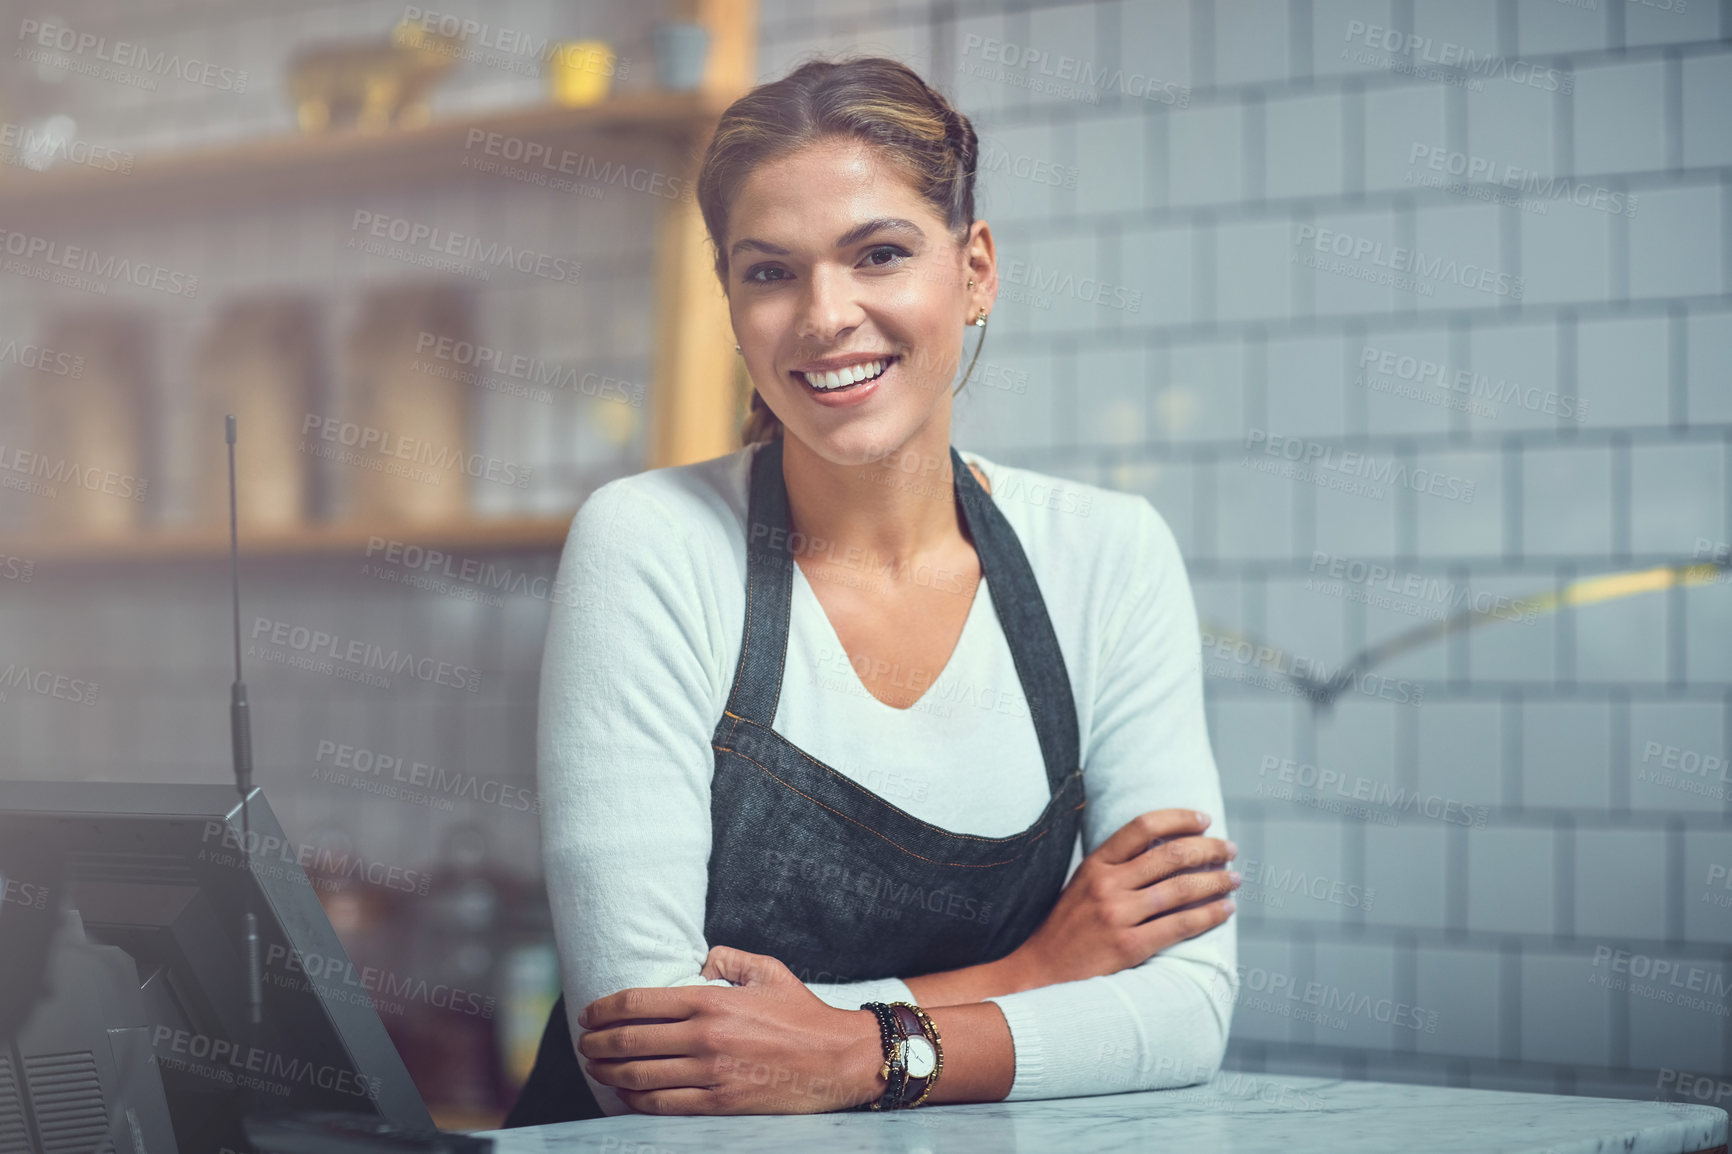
[795,266,863,343]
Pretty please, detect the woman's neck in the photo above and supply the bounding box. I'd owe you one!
[779,429,977,565]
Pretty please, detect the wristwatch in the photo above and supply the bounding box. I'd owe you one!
[886,1002,943,1108]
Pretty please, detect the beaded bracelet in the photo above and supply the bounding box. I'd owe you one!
[858,1001,906,1111]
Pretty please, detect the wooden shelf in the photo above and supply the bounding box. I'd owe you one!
[2,0,756,477]
[7,514,575,565]
[0,88,730,228]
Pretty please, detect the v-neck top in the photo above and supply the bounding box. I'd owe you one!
[537,441,1236,1107]
[778,553,1050,837]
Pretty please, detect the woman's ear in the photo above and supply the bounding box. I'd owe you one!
[963,219,997,305]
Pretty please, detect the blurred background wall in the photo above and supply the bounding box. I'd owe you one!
[0,0,1727,1127]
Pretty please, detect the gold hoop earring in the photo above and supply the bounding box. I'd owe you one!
[973,309,988,328]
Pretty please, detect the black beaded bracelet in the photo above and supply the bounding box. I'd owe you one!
[858,1002,906,1111]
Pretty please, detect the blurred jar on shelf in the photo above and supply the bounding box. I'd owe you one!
[331,282,475,524]
[189,294,321,532]
[5,308,154,537]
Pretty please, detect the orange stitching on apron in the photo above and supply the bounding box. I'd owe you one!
[721,712,1082,846]
[713,742,1051,869]
[770,554,791,716]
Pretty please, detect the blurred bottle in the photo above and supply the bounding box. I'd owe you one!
[397,822,518,1123]
[300,821,414,1011]
[496,881,557,1095]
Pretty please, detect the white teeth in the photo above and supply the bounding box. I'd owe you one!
[802,358,890,391]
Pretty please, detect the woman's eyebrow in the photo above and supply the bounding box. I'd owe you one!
[729,217,926,259]
[834,217,925,248]
[731,236,790,258]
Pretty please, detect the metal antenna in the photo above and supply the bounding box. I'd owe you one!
[226,415,262,1027]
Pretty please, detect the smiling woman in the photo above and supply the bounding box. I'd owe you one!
[505,56,1240,1125]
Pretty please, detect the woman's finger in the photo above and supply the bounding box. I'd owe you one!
[1123,835,1235,888]
[1094,808,1212,866]
[1134,866,1240,921]
[576,1021,694,1061]
[1132,894,1237,956]
[586,1056,716,1093]
[579,986,702,1030]
[617,1086,722,1115]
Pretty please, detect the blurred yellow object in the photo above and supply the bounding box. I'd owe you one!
[550,41,615,106]
[288,19,462,133]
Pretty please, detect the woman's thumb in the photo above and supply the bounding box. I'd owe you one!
[702,945,792,987]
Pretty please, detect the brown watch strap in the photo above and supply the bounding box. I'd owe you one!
[888,1003,933,1107]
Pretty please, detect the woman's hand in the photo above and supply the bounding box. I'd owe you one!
[577,945,884,1115]
[999,808,1238,992]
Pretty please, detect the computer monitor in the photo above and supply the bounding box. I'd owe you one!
[0,781,435,1153]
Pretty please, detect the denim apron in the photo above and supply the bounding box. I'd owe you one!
[505,438,1084,1126]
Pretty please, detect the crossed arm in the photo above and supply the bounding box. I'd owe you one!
[575,807,1240,1114]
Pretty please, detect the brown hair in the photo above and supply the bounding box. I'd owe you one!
[694,57,986,446]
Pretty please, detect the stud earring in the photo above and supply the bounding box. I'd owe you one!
[967,278,974,290]
[973,309,988,328]
[734,344,742,354]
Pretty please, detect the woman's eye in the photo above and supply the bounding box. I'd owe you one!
[745,265,789,284]
[862,245,910,268]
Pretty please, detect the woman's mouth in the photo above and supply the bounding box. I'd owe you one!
[794,356,898,393]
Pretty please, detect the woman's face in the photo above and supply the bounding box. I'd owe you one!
[724,135,992,466]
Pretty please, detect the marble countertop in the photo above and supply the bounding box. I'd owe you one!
[477,1072,1728,1153]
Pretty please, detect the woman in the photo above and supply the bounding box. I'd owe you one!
[505,56,1240,1122]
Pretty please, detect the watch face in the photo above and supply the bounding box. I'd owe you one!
[902,1035,937,1079]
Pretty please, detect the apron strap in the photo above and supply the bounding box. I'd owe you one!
[722,438,1080,796]
[949,445,1081,795]
[723,437,799,728]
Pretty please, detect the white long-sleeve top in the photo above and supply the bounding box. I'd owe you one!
[537,441,1237,1116]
